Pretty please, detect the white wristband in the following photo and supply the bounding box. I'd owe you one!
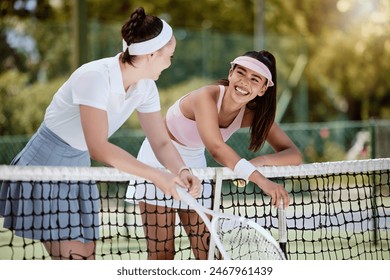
[233,159,257,181]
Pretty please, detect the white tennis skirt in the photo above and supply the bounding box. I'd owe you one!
[125,138,213,209]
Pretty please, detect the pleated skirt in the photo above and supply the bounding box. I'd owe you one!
[0,123,100,243]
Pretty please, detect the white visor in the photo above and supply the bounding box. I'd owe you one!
[231,56,274,87]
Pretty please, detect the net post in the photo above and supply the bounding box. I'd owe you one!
[207,167,224,260]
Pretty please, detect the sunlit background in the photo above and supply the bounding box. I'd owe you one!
[0,0,389,163]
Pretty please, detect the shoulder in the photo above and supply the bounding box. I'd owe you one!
[75,55,120,77]
[78,57,112,73]
[179,85,220,119]
[190,84,221,103]
[72,58,111,83]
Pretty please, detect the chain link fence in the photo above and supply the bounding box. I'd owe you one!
[1,120,388,166]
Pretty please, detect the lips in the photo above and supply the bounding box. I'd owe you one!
[235,86,249,95]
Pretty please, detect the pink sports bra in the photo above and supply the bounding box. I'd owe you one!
[166,85,245,148]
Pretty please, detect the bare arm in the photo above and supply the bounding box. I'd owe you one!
[249,123,302,166]
[187,86,290,207]
[138,111,200,197]
[79,105,199,199]
[138,111,190,173]
[191,86,242,170]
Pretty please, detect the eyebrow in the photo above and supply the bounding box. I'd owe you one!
[236,66,263,80]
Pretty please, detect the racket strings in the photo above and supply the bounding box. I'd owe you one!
[217,218,285,260]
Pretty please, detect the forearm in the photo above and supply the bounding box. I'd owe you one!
[90,141,161,182]
[138,112,187,174]
[250,146,302,166]
[208,144,242,170]
[153,140,186,174]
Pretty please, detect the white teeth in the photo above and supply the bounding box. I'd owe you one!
[235,86,249,95]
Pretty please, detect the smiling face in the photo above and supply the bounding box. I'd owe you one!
[227,65,268,103]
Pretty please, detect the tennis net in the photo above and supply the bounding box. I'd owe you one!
[0,158,389,260]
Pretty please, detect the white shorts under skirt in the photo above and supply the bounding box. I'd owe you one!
[125,138,213,209]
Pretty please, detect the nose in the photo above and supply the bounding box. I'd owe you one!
[240,76,249,86]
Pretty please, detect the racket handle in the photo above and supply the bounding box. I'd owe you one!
[278,199,288,257]
[176,185,213,215]
[278,200,287,242]
[176,186,196,207]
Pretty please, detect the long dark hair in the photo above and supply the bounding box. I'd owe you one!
[217,50,277,152]
[121,7,163,65]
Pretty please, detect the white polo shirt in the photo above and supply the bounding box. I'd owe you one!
[44,53,161,151]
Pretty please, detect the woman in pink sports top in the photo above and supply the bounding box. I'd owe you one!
[127,50,302,260]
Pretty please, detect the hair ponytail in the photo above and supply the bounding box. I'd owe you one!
[121,7,163,65]
[245,50,277,152]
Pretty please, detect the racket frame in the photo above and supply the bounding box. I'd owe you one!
[176,185,286,260]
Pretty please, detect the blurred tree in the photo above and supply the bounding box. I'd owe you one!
[0,0,389,137]
[266,0,390,121]
[86,0,255,33]
[310,0,390,120]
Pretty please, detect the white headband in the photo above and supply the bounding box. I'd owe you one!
[231,56,274,87]
[122,19,173,55]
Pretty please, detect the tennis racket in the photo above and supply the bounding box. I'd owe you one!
[176,186,287,260]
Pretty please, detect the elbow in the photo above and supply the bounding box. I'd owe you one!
[209,149,220,162]
[292,148,303,165]
[295,155,303,165]
[88,147,103,163]
[87,143,109,164]
[208,146,225,165]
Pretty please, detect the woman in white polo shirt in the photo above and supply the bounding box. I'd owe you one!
[0,7,200,260]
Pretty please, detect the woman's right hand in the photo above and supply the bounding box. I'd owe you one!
[261,180,290,208]
[251,172,290,208]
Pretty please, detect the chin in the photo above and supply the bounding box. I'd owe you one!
[153,73,161,81]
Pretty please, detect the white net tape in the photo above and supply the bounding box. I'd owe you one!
[0,158,388,181]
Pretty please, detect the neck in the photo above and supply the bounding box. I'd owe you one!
[119,57,147,91]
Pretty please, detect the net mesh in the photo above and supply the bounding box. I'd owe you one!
[0,158,389,260]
